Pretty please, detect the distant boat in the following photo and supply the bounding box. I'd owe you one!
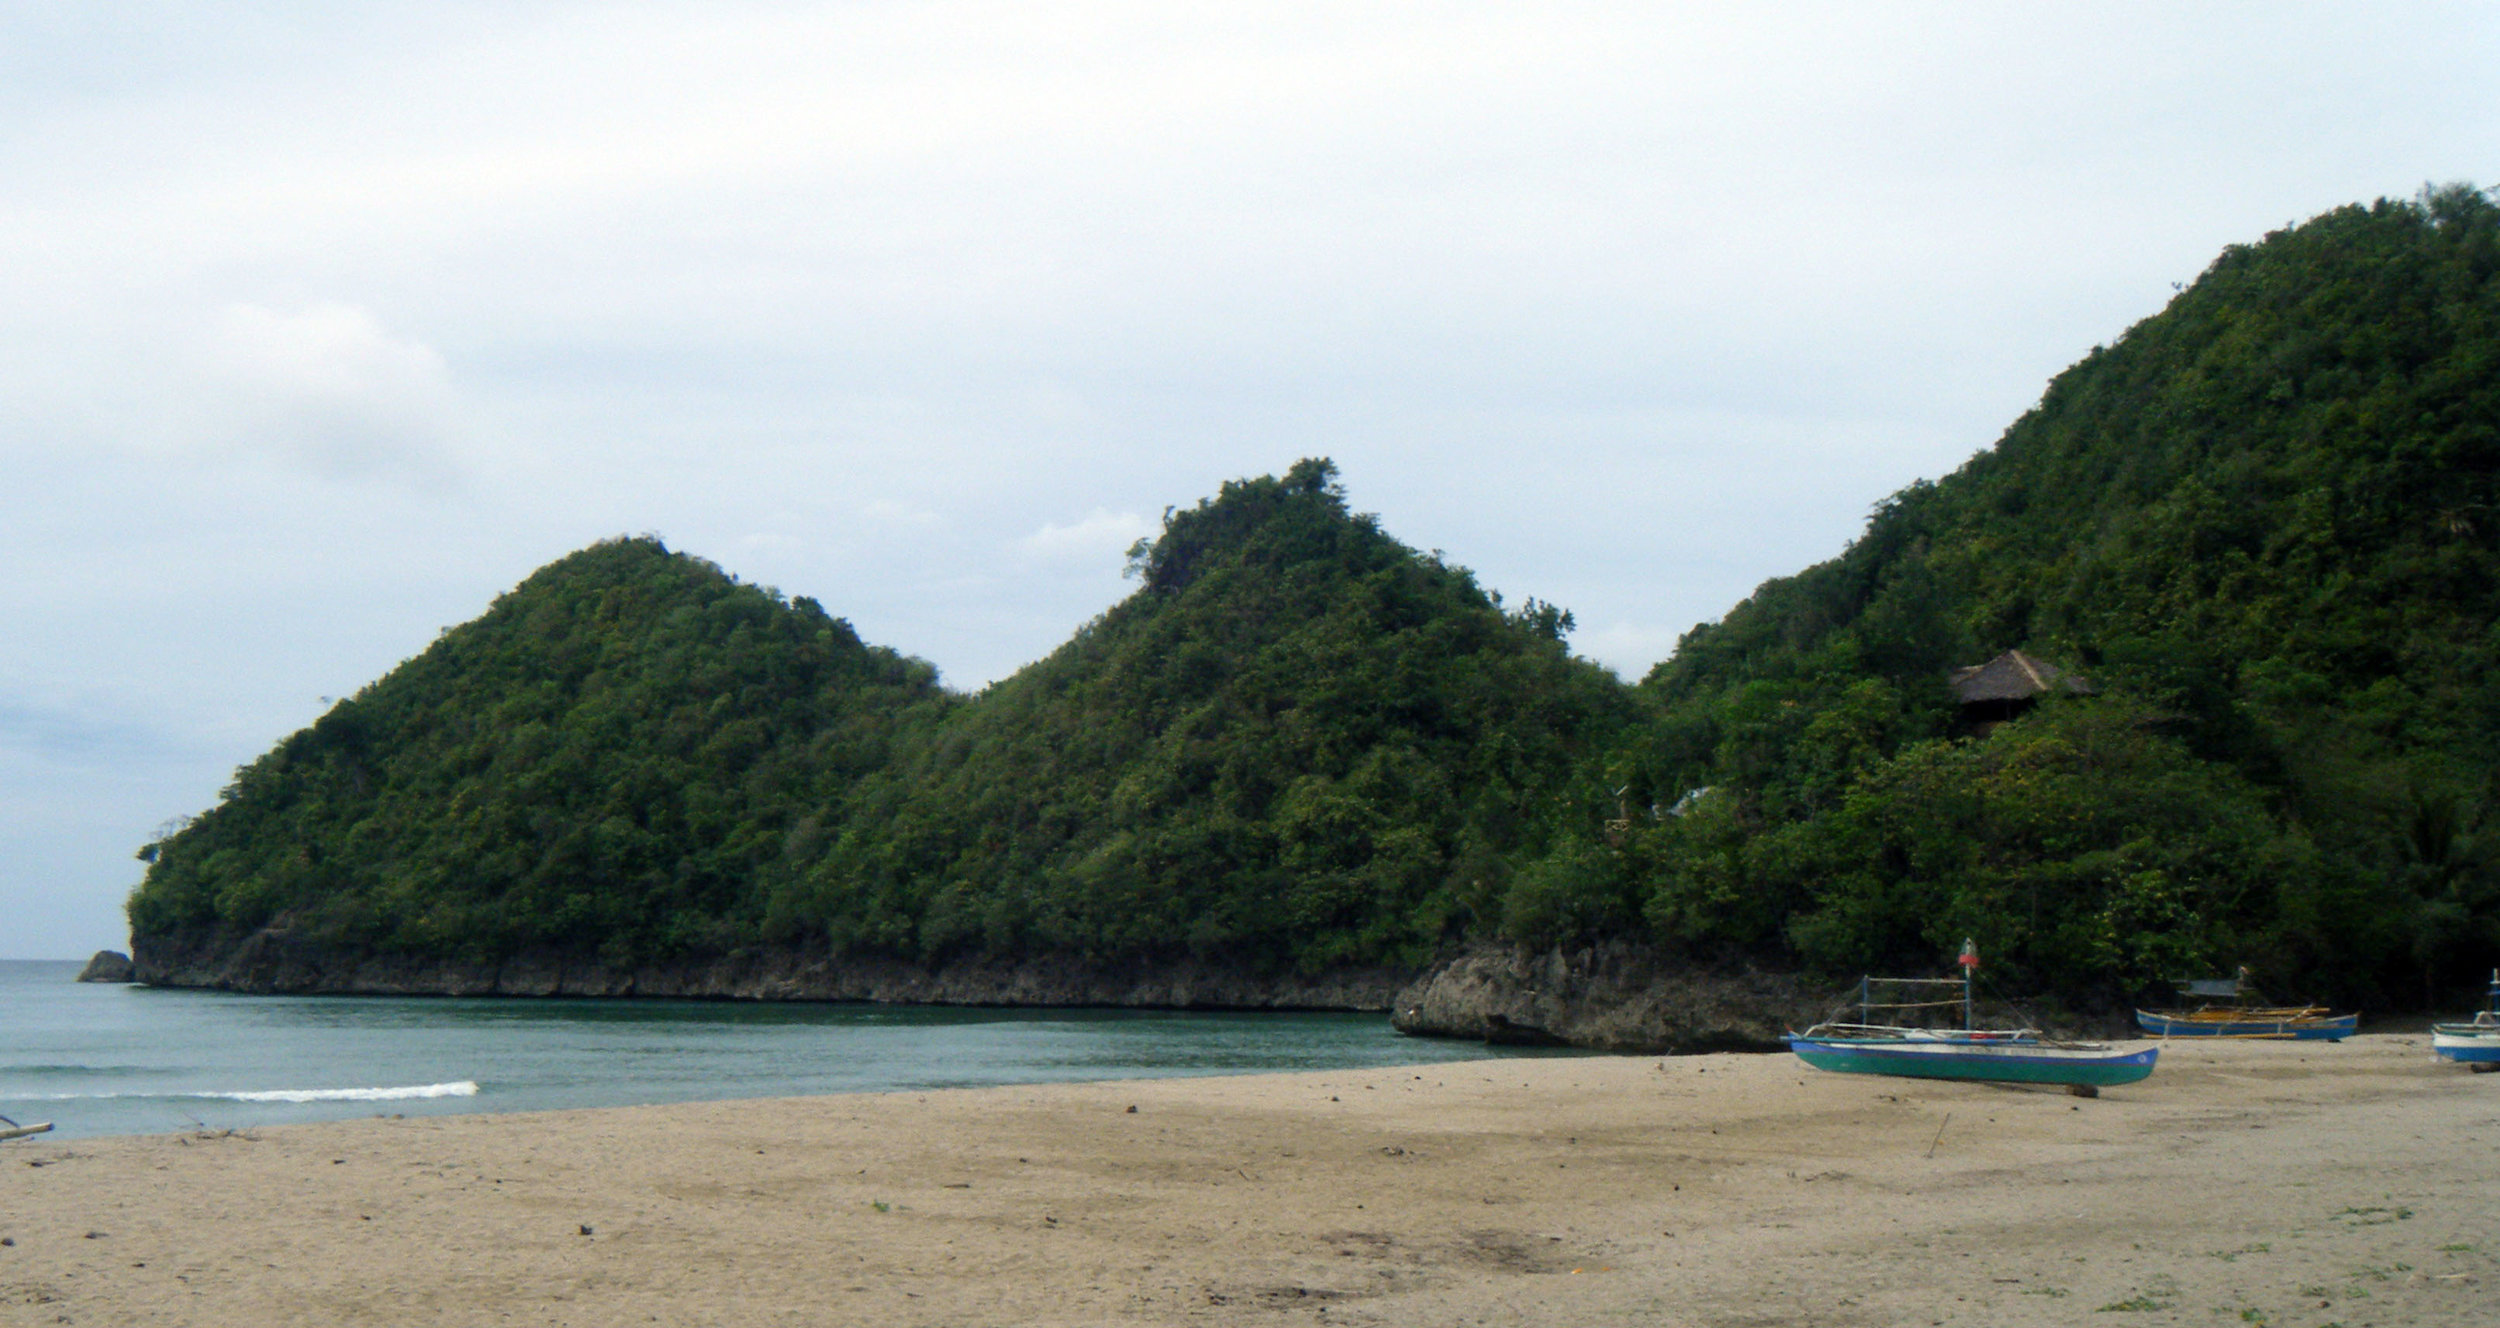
[2431,970,2500,1069]
[2134,1007,2358,1040]
[1788,941,2158,1092]
[2135,969,2356,1040]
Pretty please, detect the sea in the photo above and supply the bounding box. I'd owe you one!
[0,960,1568,1142]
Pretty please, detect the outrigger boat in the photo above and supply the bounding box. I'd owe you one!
[2431,969,2500,1069]
[1787,942,2159,1091]
[2135,969,2357,1040]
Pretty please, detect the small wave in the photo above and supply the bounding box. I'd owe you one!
[4,1080,481,1104]
[212,1081,480,1104]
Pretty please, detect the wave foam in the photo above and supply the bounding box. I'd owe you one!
[211,1081,480,1104]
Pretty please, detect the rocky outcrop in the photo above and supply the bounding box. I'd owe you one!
[129,927,1835,1047]
[129,927,1412,1011]
[1391,942,1831,1052]
[76,950,135,983]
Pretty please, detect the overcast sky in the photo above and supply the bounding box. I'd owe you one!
[5,3,2495,958]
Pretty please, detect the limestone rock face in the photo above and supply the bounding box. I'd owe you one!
[127,927,1411,1012]
[1391,943,1829,1052]
[76,950,135,983]
[127,929,1898,1052]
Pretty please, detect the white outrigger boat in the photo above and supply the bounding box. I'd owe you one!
[2432,970,2500,1070]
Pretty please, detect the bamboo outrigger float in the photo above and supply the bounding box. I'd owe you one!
[0,1113,54,1142]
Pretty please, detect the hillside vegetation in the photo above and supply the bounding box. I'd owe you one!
[129,541,953,966]
[132,462,1633,980]
[1606,185,2500,1010]
[129,187,2500,1012]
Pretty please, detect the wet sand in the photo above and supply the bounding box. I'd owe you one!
[3,1034,2493,1326]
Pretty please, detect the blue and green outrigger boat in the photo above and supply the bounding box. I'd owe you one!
[1787,1027,2159,1088]
[2134,970,2356,1040]
[1787,942,2158,1090]
[2134,1008,2358,1040]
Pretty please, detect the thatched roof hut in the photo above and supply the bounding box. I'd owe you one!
[1949,649,2091,723]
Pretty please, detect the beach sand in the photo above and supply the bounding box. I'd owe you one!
[3,1035,2493,1326]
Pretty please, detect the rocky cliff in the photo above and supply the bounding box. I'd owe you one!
[130,927,1413,1011]
[1391,942,1831,1051]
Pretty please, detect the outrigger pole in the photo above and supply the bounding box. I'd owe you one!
[0,1113,53,1142]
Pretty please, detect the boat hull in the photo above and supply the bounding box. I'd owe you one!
[2134,1010,2357,1040]
[2431,1026,2500,1064]
[1787,1036,2159,1087]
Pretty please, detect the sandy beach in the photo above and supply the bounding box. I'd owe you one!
[4,1034,2492,1326]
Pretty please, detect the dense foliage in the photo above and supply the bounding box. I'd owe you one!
[130,462,1634,976]
[760,461,1637,972]
[1614,185,2500,1009]
[129,540,952,966]
[130,188,2500,1010]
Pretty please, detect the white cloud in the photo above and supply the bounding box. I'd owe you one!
[1021,508,1154,565]
[212,302,442,399]
[199,301,470,487]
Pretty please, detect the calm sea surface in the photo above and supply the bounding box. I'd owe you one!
[0,960,1568,1141]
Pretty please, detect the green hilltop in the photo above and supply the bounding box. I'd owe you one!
[129,186,2500,1013]
[129,540,953,966]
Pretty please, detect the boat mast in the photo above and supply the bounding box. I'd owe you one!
[1958,938,1979,1031]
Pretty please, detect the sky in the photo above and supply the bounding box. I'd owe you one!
[4,3,2496,958]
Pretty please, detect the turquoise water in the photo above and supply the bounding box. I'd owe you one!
[0,960,1562,1141]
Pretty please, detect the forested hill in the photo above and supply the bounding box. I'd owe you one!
[1606,186,2500,1011]
[772,462,1638,974]
[128,539,954,966]
[127,188,2500,1022]
[126,461,1636,985]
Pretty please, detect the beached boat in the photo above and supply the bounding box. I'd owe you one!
[1788,1026,2160,1087]
[2431,970,2500,1068]
[1787,941,2159,1090]
[2135,970,2356,1040]
[2135,1008,2359,1039]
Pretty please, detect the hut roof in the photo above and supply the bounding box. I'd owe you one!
[1948,649,2093,705]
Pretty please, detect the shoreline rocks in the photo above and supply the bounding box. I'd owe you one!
[1392,941,1828,1052]
[127,927,1413,1012]
[75,950,135,983]
[138,929,2067,1051]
